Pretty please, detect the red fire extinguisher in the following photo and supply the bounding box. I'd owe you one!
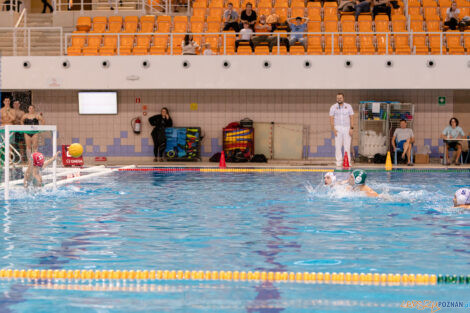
[131,117,141,134]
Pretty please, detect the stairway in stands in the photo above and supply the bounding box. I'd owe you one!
[0,13,62,56]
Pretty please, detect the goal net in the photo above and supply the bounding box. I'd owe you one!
[1,125,57,200]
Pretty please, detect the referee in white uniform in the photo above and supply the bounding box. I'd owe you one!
[329,93,354,167]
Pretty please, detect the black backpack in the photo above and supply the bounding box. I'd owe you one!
[209,152,221,162]
[251,154,268,163]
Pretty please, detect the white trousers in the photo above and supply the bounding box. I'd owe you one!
[334,126,351,166]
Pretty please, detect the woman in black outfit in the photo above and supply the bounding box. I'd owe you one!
[21,104,44,157]
[240,3,257,31]
[149,107,173,162]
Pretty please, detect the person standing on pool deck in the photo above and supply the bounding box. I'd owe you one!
[149,107,173,162]
[453,188,470,210]
[347,169,378,197]
[21,104,44,157]
[329,93,354,167]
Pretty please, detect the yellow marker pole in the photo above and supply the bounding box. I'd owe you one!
[385,151,393,171]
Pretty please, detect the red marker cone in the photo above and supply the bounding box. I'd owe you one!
[219,150,226,168]
[343,151,350,169]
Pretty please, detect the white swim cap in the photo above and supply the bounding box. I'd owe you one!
[455,188,470,205]
[324,172,336,184]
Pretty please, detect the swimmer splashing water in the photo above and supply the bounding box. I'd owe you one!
[24,151,60,188]
[347,169,379,197]
[453,188,470,210]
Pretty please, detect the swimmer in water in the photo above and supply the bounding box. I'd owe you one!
[324,172,336,186]
[24,151,60,188]
[347,169,378,197]
[453,188,470,210]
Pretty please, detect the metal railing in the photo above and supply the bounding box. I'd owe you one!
[64,31,459,56]
[0,0,22,13]
[53,0,145,12]
[144,0,191,15]
[0,27,63,56]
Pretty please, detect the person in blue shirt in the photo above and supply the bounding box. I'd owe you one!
[441,117,465,165]
[287,17,309,50]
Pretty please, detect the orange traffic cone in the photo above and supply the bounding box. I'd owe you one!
[219,150,226,168]
[343,151,350,169]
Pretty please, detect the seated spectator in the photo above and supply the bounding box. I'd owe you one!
[240,2,257,31]
[441,117,465,165]
[444,2,460,30]
[223,2,240,32]
[235,21,254,52]
[252,15,274,51]
[355,0,371,21]
[339,0,355,12]
[391,119,414,166]
[203,43,214,55]
[372,0,391,20]
[287,17,309,50]
[267,13,291,51]
[182,34,199,55]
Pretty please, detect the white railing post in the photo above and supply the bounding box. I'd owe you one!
[440,32,442,55]
[331,33,334,55]
[277,33,280,55]
[223,32,226,55]
[115,0,118,13]
[81,0,84,12]
[28,28,30,56]
[117,33,120,55]
[13,28,17,56]
[386,32,388,54]
[170,32,173,55]
[60,27,63,55]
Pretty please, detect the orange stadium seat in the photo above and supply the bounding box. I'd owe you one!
[306,4,321,19]
[428,34,441,54]
[207,16,221,32]
[273,45,288,54]
[157,16,172,32]
[108,16,123,33]
[412,34,428,54]
[76,16,91,32]
[342,35,357,54]
[290,45,306,54]
[307,20,321,32]
[341,15,356,32]
[391,15,407,32]
[375,15,390,32]
[134,34,151,51]
[324,20,339,32]
[426,19,440,31]
[82,46,99,56]
[209,0,224,8]
[221,31,236,54]
[394,35,411,54]
[190,16,205,34]
[192,2,207,19]
[124,16,139,32]
[92,17,107,33]
[254,46,270,54]
[67,31,86,56]
[174,16,188,33]
[324,34,340,54]
[204,35,220,51]
[87,32,102,47]
[358,15,373,32]
[140,15,155,33]
[423,7,440,20]
[376,34,393,54]
[464,31,470,51]
[237,46,252,54]
[291,6,305,18]
[273,7,288,22]
[208,7,223,18]
[307,35,323,54]
[410,20,424,32]
[359,35,375,54]
[446,31,465,54]
[117,33,134,55]
[149,46,167,55]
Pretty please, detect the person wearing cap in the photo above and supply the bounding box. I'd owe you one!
[453,188,470,209]
[324,172,337,186]
[347,169,378,197]
[24,151,60,188]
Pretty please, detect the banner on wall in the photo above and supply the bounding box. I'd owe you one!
[62,145,84,167]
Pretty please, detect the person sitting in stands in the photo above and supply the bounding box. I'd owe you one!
[355,0,371,20]
[441,117,465,165]
[235,21,254,52]
[339,0,356,12]
[287,17,309,50]
[223,2,240,32]
[444,2,460,30]
[240,2,257,31]
[268,14,291,51]
[372,0,392,20]
[454,188,470,210]
[182,34,199,55]
[252,15,275,51]
[392,119,414,166]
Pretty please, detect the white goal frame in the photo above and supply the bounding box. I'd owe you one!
[2,125,57,200]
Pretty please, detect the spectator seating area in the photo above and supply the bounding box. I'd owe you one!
[67,0,470,56]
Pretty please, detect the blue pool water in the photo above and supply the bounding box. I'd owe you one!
[0,171,469,312]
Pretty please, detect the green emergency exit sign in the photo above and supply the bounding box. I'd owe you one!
[438,97,446,105]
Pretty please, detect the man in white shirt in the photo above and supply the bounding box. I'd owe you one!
[329,93,354,167]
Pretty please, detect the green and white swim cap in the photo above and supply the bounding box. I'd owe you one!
[352,169,367,185]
